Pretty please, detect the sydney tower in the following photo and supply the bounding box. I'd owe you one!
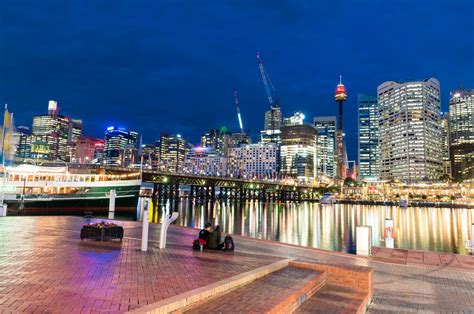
[334,76,347,180]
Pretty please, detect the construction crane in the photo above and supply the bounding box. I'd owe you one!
[233,90,244,134]
[256,52,279,107]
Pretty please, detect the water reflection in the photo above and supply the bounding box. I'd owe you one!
[153,200,473,255]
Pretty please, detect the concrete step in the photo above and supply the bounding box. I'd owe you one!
[294,283,368,313]
[183,266,326,313]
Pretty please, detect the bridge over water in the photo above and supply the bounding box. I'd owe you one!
[139,171,330,204]
[67,165,332,211]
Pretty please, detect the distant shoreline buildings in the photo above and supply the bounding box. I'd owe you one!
[3,77,473,184]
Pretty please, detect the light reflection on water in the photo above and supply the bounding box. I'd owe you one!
[153,200,474,255]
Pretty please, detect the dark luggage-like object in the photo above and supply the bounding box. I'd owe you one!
[223,234,234,251]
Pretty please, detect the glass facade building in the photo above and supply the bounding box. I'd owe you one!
[260,106,282,145]
[159,133,186,172]
[449,89,473,181]
[30,101,82,161]
[280,114,316,180]
[377,78,442,182]
[357,94,379,180]
[104,127,138,166]
[314,116,336,178]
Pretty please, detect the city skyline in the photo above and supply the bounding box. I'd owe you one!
[1,1,473,161]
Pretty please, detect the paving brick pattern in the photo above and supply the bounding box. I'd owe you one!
[1,216,474,313]
[295,283,367,313]
[185,267,319,313]
[0,217,281,313]
[372,246,474,269]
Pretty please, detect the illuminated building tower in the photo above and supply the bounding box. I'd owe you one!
[31,100,82,161]
[280,113,316,181]
[440,112,451,176]
[201,127,231,156]
[14,126,32,160]
[357,94,379,180]
[314,116,336,178]
[449,89,473,181]
[260,106,283,144]
[334,76,347,180]
[159,133,186,172]
[104,126,138,166]
[378,78,442,182]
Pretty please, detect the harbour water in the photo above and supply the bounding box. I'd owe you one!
[151,200,474,255]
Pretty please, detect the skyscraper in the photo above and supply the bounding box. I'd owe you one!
[260,106,282,144]
[104,126,138,166]
[201,128,231,156]
[449,89,473,181]
[314,116,336,178]
[159,133,186,172]
[378,78,442,182]
[440,112,451,176]
[280,113,316,180]
[357,94,379,180]
[14,126,32,160]
[31,100,81,161]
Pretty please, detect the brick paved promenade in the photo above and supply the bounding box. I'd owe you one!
[0,216,473,313]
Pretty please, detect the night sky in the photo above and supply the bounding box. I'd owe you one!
[0,1,473,160]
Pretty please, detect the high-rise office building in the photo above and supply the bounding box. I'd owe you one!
[260,106,282,144]
[449,89,473,181]
[14,126,32,160]
[378,78,443,182]
[31,100,81,161]
[280,113,316,180]
[159,133,186,172]
[440,112,451,176]
[104,126,138,166]
[227,143,278,179]
[357,94,379,180]
[314,116,336,178]
[201,128,231,156]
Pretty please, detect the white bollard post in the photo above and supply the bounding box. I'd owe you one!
[159,212,179,249]
[136,197,144,222]
[384,218,395,249]
[108,189,116,220]
[356,225,372,256]
[141,198,151,252]
[0,204,7,217]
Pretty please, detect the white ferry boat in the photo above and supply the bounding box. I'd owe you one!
[1,164,141,215]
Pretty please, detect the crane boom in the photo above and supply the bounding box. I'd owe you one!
[256,52,277,107]
[233,90,244,133]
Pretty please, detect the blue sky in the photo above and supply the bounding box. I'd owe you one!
[0,0,473,160]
